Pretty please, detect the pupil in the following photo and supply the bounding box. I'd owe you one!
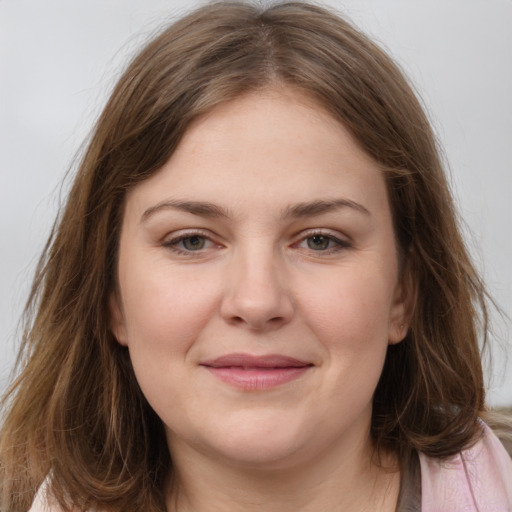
[184,236,205,250]
[308,235,329,250]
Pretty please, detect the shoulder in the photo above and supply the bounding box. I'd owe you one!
[419,421,512,511]
[28,480,64,512]
[28,479,97,512]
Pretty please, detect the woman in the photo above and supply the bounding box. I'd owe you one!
[1,2,511,511]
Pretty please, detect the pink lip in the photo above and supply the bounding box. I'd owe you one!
[200,353,313,391]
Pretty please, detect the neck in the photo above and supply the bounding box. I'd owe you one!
[165,430,400,512]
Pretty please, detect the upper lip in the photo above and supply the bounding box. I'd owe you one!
[200,353,313,368]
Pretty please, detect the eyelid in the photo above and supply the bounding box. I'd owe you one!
[162,229,222,255]
[162,227,212,242]
[292,228,352,253]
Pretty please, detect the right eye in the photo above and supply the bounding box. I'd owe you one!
[163,232,218,256]
[176,235,208,251]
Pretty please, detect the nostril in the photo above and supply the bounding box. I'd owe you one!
[220,275,294,330]
[227,314,286,330]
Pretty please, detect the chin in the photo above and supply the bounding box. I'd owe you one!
[194,414,320,470]
[212,440,306,470]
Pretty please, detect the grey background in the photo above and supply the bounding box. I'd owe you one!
[1,0,511,405]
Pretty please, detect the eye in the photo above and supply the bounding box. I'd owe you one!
[163,232,218,255]
[179,235,208,251]
[295,231,351,254]
[306,235,335,251]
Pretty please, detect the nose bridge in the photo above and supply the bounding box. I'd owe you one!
[221,238,293,329]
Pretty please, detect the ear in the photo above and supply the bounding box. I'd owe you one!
[109,293,129,346]
[388,261,417,345]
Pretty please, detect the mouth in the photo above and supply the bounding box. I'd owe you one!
[200,353,314,391]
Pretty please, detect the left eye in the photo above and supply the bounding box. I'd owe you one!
[296,233,349,252]
[306,235,334,251]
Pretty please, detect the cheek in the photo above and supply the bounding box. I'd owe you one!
[299,265,395,350]
[117,264,224,424]
[118,260,222,360]
[303,270,393,408]
[295,262,395,411]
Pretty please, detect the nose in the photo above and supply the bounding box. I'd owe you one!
[220,246,294,331]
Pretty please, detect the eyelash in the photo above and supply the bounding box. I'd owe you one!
[162,230,351,256]
[294,230,352,255]
[162,230,218,256]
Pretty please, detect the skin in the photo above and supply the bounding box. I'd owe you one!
[111,87,413,511]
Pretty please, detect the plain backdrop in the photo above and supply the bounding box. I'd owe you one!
[1,0,511,405]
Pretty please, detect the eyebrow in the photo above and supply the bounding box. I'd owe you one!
[141,198,370,223]
[282,199,371,219]
[141,199,231,222]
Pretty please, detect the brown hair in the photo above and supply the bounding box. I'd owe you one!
[0,2,498,510]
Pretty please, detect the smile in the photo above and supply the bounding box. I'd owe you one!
[200,353,314,391]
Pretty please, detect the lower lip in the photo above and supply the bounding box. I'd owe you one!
[203,366,311,390]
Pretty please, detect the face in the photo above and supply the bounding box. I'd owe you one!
[111,88,411,470]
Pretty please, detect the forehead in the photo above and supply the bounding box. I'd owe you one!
[174,87,373,171]
[123,87,390,222]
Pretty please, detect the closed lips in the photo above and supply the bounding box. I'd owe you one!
[200,354,313,391]
[200,354,313,369]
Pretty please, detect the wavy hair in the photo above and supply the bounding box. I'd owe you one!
[0,2,497,511]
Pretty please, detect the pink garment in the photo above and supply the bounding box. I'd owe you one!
[29,423,512,511]
[420,423,512,511]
